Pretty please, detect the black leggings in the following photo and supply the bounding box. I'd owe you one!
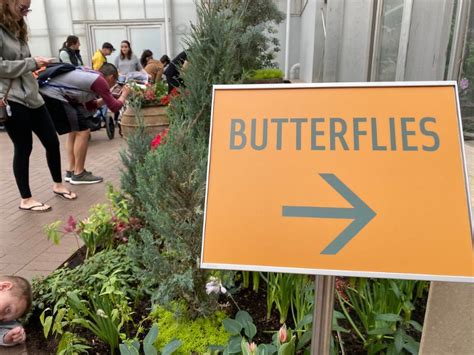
[5,101,62,199]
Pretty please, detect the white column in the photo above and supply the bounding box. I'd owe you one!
[284,0,291,79]
[164,0,171,56]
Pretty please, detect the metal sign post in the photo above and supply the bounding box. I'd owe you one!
[311,275,335,354]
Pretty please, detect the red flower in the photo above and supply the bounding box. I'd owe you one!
[159,87,180,106]
[159,95,171,106]
[151,129,169,149]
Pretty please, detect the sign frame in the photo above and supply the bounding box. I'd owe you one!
[201,81,473,283]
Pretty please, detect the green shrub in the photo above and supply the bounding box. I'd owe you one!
[126,0,253,317]
[151,305,229,353]
[214,0,284,69]
[120,116,154,213]
[248,68,284,80]
[32,245,143,314]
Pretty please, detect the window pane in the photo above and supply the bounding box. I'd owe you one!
[375,0,404,81]
[461,8,474,139]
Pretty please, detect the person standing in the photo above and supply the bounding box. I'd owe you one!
[92,42,115,70]
[114,40,141,75]
[0,0,76,212]
[59,35,83,67]
[140,50,164,82]
[163,51,187,94]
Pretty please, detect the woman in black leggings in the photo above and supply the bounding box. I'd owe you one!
[1,0,76,211]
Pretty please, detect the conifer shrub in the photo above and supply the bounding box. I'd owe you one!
[120,122,154,213]
[125,0,282,317]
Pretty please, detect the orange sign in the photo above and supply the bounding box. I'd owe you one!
[201,83,473,282]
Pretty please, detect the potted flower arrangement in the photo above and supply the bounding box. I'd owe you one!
[121,81,175,138]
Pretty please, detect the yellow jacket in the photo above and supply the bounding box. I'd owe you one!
[92,49,107,70]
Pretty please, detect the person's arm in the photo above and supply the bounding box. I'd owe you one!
[0,327,12,346]
[59,50,72,64]
[0,322,23,347]
[90,76,127,113]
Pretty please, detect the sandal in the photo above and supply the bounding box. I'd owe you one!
[19,203,52,212]
[54,190,77,200]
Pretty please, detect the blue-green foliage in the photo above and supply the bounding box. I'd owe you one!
[126,0,263,316]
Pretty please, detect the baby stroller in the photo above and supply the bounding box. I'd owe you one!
[89,106,115,139]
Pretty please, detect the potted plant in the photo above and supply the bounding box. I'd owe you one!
[121,81,176,138]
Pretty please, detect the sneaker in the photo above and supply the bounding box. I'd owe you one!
[70,170,103,185]
[64,170,73,182]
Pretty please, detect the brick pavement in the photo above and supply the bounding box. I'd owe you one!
[0,128,125,281]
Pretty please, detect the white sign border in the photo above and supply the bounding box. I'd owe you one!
[201,81,474,283]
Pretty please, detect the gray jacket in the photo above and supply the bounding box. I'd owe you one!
[0,23,44,109]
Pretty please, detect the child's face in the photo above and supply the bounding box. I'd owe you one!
[0,282,26,322]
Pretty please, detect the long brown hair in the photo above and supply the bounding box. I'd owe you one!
[0,0,28,42]
[119,40,133,60]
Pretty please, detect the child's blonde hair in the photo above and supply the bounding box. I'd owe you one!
[1,275,32,315]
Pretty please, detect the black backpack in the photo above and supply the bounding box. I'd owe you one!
[37,63,76,87]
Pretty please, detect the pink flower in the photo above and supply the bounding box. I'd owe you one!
[278,324,288,343]
[114,221,127,233]
[144,89,157,101]
[460,78,469,91]
[247,342,257,353]
[64,216,77,233]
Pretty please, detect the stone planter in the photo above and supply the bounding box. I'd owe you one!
[121,104,169,138]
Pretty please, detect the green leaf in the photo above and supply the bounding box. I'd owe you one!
[144,324,159,354]
[375,313,403,322]
[223,318,244,335]
[367,327,395,335]
[257,344,277,354]
[297,313,313,328]
[333,310,345,319]
[41,315,53,339]
[404,336,420,354]
[332,324,350,333]
[241,338,251,355]
[119,343,140,355]
[408,320,423,332]
[394,329,404,353]
[161,339,182,355]
[227,336,243,353]
[278,336,296,355]
[386,344,397,355]
[208,345,225,352]
[296,331,312,351]
[236,310,254,324]
[242,320,257,340]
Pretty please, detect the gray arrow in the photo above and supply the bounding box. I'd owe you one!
[282,173,376,254]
